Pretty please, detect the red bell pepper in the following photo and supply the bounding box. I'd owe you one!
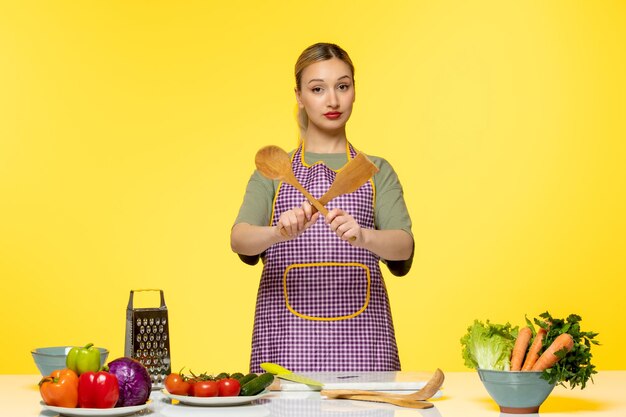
[78,371,120,408]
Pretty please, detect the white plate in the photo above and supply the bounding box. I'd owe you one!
[159,402,270,417]
[40,401,149,416]
[162,389,271,406]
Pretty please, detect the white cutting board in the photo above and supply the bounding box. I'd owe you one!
[275,371,442,393]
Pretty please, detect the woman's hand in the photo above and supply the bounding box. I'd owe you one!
[230,201,320,256]
[277,201,320,239]
[325,208,362,244]
[324,208,413,260]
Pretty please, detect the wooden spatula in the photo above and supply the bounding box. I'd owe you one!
[314,152,379,213]
[321,368,444,401]
[329,394,434,409]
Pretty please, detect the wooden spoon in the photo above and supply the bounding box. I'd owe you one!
[322,368,444,402]
[255,145,329,216]
[329,395,433,409]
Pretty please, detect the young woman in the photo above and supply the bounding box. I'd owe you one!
[231,43,414,372]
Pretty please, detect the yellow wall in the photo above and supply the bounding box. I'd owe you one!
[1,1,624,374]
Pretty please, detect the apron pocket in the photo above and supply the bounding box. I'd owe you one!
[283,262,370,321]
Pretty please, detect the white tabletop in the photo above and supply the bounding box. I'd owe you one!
[3,371,624,417]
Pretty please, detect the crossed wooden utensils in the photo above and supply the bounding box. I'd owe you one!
[255,145,379,241]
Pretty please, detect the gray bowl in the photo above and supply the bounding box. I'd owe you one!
[477,369,556,414]
[31,346,109,376]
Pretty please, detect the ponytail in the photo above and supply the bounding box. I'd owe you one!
[297,106,308,141]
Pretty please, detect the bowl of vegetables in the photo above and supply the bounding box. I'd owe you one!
[461,312,599,414]
[477,369,555,413]
[31,345,109,376]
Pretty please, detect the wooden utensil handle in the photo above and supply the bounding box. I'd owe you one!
[284,173,359,241]
[323,389,401,398]
[325,393,433,409]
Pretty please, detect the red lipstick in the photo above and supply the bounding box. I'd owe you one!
[324,112,342,120]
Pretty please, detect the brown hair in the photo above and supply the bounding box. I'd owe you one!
[295,43,355,91]
[294,43,355,139]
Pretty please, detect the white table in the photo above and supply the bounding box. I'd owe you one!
[2,371,624,417]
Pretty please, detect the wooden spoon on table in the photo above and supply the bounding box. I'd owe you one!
[321,368,444,402]
[334,395,434,409]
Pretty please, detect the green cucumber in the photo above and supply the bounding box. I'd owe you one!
[239,373,274,396]
[215,372,230,380]
[238,373,258,386]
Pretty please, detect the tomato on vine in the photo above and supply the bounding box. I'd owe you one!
[193,380,218,397]
[217,378,241,397]
[164,372,190,396]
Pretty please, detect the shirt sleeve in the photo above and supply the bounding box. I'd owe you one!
[234,170,277,227]
[372,157,413,237]
[372,157,414,276]
[233,171,277,265]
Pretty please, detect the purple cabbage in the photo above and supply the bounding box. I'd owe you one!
[107,357,151,407]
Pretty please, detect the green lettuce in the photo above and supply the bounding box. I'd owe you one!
[461,320,518,370]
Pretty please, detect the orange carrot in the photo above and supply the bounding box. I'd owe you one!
[510,326,532,371]
[521,328,547,370]
[531,333,575,371]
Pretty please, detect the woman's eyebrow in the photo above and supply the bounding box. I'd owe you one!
[307,75,352,85]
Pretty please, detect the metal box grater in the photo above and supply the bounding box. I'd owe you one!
[124,289,171,389]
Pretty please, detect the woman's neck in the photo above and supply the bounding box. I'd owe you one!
[302,128,347,153]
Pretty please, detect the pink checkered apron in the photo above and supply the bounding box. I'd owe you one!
[249,143,400,373]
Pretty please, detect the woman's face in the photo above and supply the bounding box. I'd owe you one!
[296,57,355,135]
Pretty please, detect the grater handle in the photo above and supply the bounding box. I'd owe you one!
[127,289,167,309]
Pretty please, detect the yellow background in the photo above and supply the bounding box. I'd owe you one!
[1,1,624,374]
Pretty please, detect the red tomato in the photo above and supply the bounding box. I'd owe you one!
[217,378,241,397]
[193,380,218,397]
[187,380,197,396]
[164,373,190,396]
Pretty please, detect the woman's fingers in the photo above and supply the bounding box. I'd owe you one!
[327,209,348,233]
[325,208,341,225]
[279,205,318,239]
[296,207,308,230]
[305,212,320,228]
[280,210,298,236]
[335,219,356,239]
[280,204,368,241]
[335,222,350,237]
[326,208,360,242]
[302,200,313,221]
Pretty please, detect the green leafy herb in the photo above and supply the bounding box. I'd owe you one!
[528,312,600,389]
[461,320,518,371]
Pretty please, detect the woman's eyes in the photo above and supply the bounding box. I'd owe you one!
[310,84,351,93]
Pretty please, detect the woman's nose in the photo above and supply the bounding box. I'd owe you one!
[327,90,339,108]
